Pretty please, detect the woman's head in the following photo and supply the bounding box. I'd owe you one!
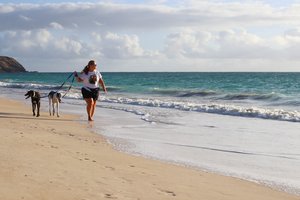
[82,60,97,74]
[88,60,97,67]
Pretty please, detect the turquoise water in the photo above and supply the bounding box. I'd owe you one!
[1,72,300,121]
[1,72,300,96]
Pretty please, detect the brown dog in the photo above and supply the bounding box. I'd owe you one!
[25,90,41,117]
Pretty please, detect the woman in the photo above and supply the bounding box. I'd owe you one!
[74,60,107,121]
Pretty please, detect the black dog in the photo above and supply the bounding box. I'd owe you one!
[25,90,41,117]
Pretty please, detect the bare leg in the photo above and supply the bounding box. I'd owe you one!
[84,98,94,121]
[90,100,97,119]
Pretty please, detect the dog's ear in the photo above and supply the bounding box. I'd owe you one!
[25,91,30,99]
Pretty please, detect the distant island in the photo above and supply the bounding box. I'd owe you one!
[0,56,27,73]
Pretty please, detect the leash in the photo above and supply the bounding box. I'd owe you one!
[40,72,75,98]
[40,94,49,99]
[62,75,75,98]
[56,72,74,92]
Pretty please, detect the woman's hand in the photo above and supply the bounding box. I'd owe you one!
[99,78,107,94]
[74,71,83,82]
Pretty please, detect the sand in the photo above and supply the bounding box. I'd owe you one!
[0,98,299,200]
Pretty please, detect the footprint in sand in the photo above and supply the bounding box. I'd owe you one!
[120,177,133,184]
[158,189,176,197]
[35,143,45,147]
[104,193,117,199]
[204,125,216,128]
[104,166,115,171]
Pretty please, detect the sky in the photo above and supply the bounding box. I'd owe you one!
[1,0,300,72]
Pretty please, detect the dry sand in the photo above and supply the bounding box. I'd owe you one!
[0,98,299,200]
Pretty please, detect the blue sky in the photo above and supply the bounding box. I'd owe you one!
[1,0,300,72]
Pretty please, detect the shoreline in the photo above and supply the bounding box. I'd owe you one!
[0,97,299,200]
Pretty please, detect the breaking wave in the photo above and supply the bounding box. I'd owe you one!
[219,93,281,101]
[96,96,300,123]
[1,79,300,122]
[0,81,64,90]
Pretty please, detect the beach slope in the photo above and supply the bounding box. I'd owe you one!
[0,98,298,200]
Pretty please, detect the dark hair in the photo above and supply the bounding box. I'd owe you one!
[82,60,96,75]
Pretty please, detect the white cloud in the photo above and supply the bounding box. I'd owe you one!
[164,30,214,58]
[0,28,157,71]
[19,15,31,21]
[162,27,300,70]
[101,32,144,58]
[0,29,83,57]
[164,29,268,59]
[36,29,52,45]
[53,37,82,55]
[0,5,14,13]
[0,2,299,32]
[1,2,300,71]
[49,22,64,30]
[91,32,102,42]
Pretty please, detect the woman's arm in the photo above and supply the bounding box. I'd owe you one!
[76,77,83,82]
[74,71,83,82]
[99,78,107,93]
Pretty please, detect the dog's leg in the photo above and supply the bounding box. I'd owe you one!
[52,102,55,116]
[36,102,40,117]
[57,102,60,117]
[49,98,52,116]
[32,103,36,116]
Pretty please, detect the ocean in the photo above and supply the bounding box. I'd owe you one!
[1,72,300,195]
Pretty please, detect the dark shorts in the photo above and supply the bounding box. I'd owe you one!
[81,87,100,101]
